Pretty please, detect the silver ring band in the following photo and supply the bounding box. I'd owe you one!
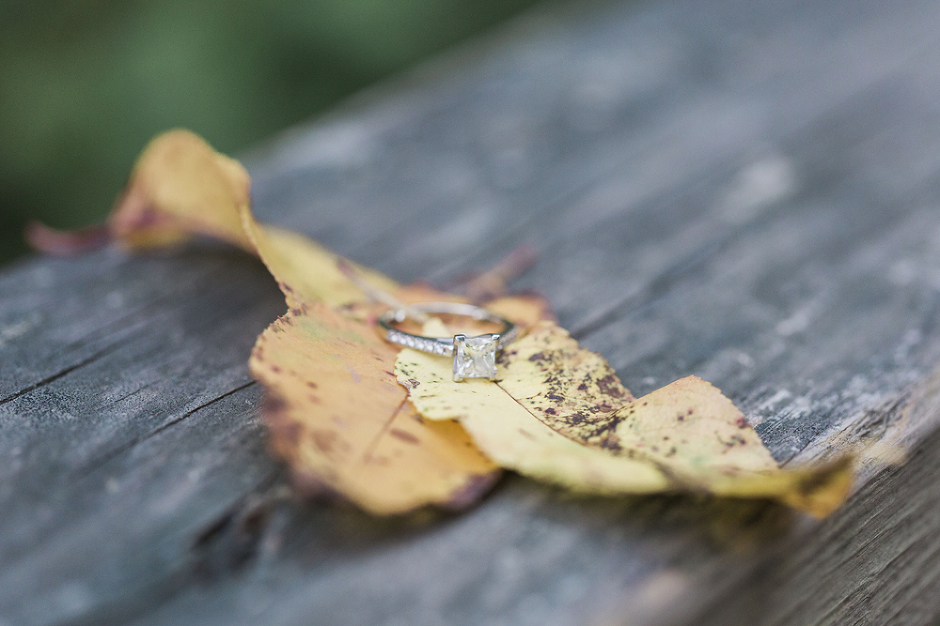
[379,302,518,381]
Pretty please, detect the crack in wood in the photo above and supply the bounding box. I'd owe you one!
[79,380,257,474]
[0,336,134,406]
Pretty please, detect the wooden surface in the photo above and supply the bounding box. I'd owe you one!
[3,0,940,624]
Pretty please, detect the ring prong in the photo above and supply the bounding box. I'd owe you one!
[452,334,468,382]
[489,333,500,379]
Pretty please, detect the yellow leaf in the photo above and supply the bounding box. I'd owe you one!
[250,303,499,515]
[111,129,254,251]
[608,376,776,474]
[492,320,633,447]
[396,319,665,492]
[398,321,852,516]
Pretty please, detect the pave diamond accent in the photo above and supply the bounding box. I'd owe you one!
[452,334,499,381]
[387,330,452,356]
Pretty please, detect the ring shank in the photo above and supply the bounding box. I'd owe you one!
[378,302,517,355]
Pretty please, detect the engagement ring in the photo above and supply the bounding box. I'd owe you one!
[379,302,517,382]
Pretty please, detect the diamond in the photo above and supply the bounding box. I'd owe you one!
[452,334,499,381]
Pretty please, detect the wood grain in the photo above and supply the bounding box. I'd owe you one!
[3,0,940,624]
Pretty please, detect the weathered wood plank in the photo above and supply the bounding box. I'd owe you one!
[0,251,285,625]
[3,0,940,624]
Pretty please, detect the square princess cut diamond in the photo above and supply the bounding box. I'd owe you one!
[452,334,500,381]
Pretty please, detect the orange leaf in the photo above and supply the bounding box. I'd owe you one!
[251,303,498,514]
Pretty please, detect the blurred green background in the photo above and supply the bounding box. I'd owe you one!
[0,0,542,266]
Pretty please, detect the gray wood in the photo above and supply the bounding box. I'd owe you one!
[3,0,940,624]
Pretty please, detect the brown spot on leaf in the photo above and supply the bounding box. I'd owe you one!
[596,374,627,398]
[389,429,420,444]
[265,394,287,414]
[567,412,588,425]
[311,429,338,453]
[270,420,302,444]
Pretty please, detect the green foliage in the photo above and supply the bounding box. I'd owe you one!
[0,0,540,265]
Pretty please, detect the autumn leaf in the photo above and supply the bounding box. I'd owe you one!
[251,303,498,514]
[397,321,853,517]
[110,129,255,251]
[46,129,853,517]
